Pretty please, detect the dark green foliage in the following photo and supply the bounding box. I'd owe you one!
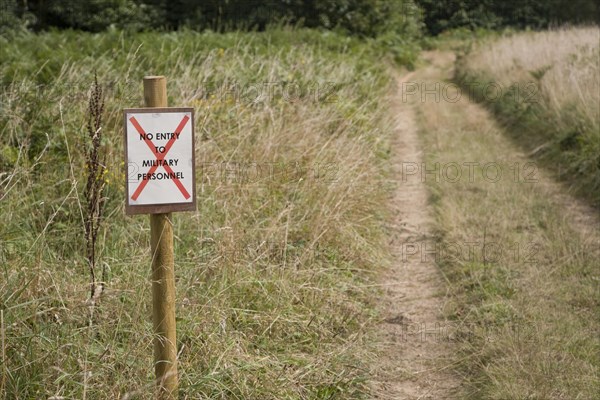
[0,0,31,33]
[417,0,600,35]
[4,0,598,36]
[23,0,160,31]
[6,0,421,38]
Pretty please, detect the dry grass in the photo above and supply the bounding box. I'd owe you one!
[456,27,600,205]
[415,50,600,399]
[0,29,396,398]
[464,27,600,133]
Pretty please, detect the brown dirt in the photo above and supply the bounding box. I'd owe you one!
[369,66,461,399]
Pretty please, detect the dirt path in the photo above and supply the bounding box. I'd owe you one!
[371,49,600,399]
[369,65,461,399]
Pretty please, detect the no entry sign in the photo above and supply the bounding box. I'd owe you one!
[123,107,196,214]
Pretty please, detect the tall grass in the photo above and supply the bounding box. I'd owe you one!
[456,27,600,206]
[0,29,396,398]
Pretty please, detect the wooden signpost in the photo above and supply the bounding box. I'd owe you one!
[123,76,195,398]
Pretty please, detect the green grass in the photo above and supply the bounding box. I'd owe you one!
[0,28,400,398]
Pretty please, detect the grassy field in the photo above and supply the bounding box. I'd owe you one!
[2,23,599,400]
[455,27,600,206]
[0,29,398,398]
[414,51,599,399]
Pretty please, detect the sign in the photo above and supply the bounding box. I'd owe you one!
[123,107,196,214]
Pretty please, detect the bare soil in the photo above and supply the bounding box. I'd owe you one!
[369,67,461,399]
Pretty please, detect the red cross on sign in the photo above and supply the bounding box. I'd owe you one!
[123,108,196,215]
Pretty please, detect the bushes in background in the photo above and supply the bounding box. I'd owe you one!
[416,0,599,35]
[3,0,421,39]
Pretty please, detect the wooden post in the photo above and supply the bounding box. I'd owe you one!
[143,76,178,399]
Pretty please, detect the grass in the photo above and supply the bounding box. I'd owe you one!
[0,28,400,398]
[414,49,599,399]
[454,27,600,207]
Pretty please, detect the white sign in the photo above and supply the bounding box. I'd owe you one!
[123,108,196,214]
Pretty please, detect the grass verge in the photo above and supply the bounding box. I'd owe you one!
[414,51,599,399]
[454,27,600,207]
[0,28,399,398]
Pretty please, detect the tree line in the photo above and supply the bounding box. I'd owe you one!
[416,0,599,34]
[1,0,598,35]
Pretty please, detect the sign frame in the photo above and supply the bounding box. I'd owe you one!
[123,107,196,215]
